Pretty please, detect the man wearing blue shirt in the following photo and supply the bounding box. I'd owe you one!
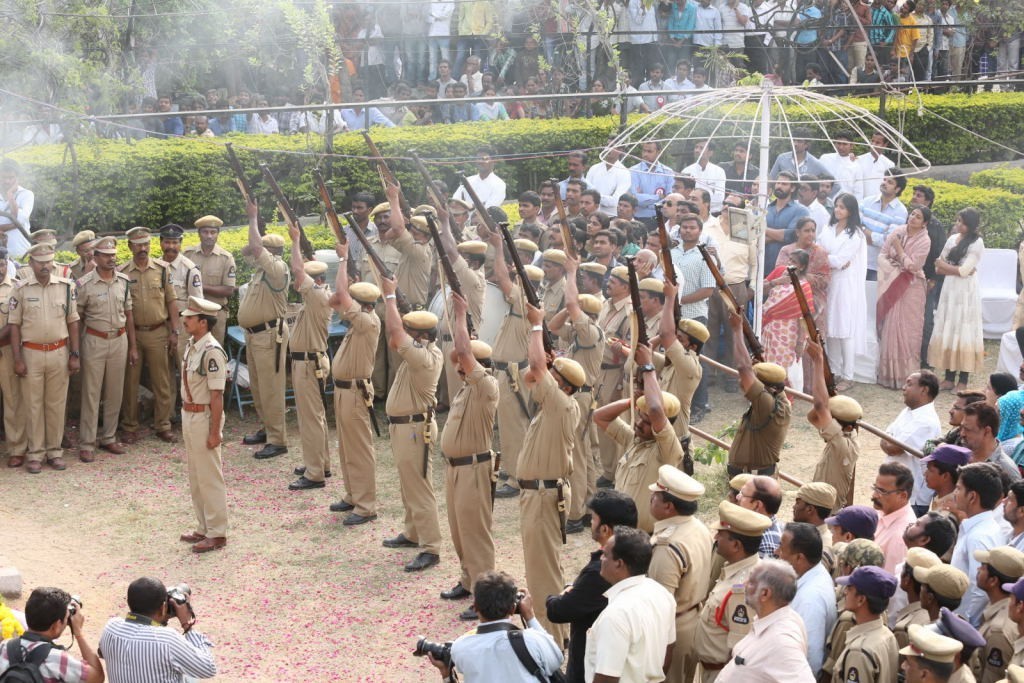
[629,141,675,225]
[158,96,184,137]
[764,172,810,269]
[860,169,908,278]
[769,129,829,180]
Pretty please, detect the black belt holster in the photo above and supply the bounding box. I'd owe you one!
[556,481,567,545]
[681,436,694,476]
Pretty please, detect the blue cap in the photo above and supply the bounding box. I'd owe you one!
[824,505,879,541]
[922,444,971,468]
[1003,577,1024,602]
[159,223,185,239]
[932,607,986,648]
[836,565,898,599]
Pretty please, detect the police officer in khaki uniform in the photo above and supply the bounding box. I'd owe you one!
[693,500,770,682]
[974,547,1024,683]
[833,565,900,683]
[17,230,73,281]
[76,237,137,461]
[9,242,81,473]
[379,274,444,573]
[237,200,290,459]
[363,202,402,396]
[806,341,862,510]
[285,224,333,491]
[638,277,664,340]
[184,215,237,347]
[519,301,585,647]
[178,296,229,554]
[792,482,839,571]
[901,625,965,683]
[595,266,632,487]
[538,249,567,326]
[933,605,987,683]
[159,224,203,364]
[648,464,713,683]
[0,248,27,468]
[328,241,381,525]
[438,293,499,621]
[69,230,95,281]
[119,226,178,443]
[381,184,433,309]
[894,548,942,648]
[578,261,607,300]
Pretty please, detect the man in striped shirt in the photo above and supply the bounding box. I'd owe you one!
[98,577,216,682]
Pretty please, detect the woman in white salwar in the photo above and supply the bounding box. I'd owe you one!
[819,193,868,392]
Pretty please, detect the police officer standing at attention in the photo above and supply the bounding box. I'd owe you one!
[159,224,203,366]
[439,292,499,620]
[328,241,381,526]
[832,566,900,683]
[178,296,229,554]
[69,230,95,280]
[285,223,332,492]
[185,215,236,347]
[76,236,136,462]
[9,243,80,473]
[119,226,178,444]
[379,273,444,573]
[237,199,290,459]
[0,248,27,470]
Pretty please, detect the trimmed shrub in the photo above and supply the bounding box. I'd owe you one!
[970,166,1024,195]
[913,178,1024,249]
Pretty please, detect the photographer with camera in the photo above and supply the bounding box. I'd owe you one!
[422,571,563,683]
[0,586,104,683]
[98,578,216,682]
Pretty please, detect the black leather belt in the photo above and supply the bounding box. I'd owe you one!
[289,351,323,361]
[578,384,593,392]
[601,362,623,370]
[493,359,529,371]
[388,411,433,424]
[446,451,492,467]
[334,378,370,389]
[518,478,561,490]
[244,318,281,335]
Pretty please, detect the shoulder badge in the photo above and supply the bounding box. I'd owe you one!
[731,604,749,625]
[208,356,220,374]
[988,648,1004,668]
[846,667,859,683]
[8,296,16,311]
[227,265,236,278]
[191,272,201,289]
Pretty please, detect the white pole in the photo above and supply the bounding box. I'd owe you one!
[753,81,772,337]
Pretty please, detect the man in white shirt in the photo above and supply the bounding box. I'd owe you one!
[452,147,506,209]
[818,131,864,197]
[693,0,723,50]
[0,159,32,258]
[664,59,695,102]
[855,130,896,199]
[776,523,837,677]
[627,0,659,84]
[585,526,675,683]
[795,177,831,235]
[951,462,1009,627]
[881,370,943,515]
[585,141,633,214]
[681,140,727,213]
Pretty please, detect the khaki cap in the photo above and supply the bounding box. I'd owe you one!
[899,624,963,664]
[457,240,487,256]
[639,278,664,294]
[975,546,1024,580]
[409,216,431,234]
[349,282,381,304]
[637,391,681,419]
[30,229,58,244]
[905,547,942,570]
[402,310,438,331]
[797,482,837,511]
[72,230,95,247]
[92,237,117,254]
[303,261,328,277]
[470,340,492,360]
[194,215,224,229]
[753,362,787,384]
[26,243,55,262]
[829,395,863,422]
[181,295,222,316]
[448,198,473,212]
[125,226,152,244]
[542,249,567,265]
[729,473,753,493]
[711,500,772,535]
[609,265,629,283]
[580,262,608,276]
[261,234,285,248]
[552,357,586,388]
[578,294,602,315]
[514,238,539,253]
[412,205,437,217]
[649,463,705,501]
[914,564,969,600]
[679,319,710,343]
[523,265,544,282]
[370,202,391,219]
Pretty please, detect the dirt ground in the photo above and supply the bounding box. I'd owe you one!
[0,341,1002,681]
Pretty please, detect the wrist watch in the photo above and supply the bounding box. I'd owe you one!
[70,351,80,358]
[639,363,655,374]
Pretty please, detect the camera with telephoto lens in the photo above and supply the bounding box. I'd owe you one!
[166,583,192,607]
[68,595,83,617]
[413,637,452,666]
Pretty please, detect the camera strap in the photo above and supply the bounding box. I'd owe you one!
[474,622,517,635]
[125,613,162,627]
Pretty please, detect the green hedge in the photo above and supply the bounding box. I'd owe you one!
[970,166,1024,195]
[913,178,1024,249]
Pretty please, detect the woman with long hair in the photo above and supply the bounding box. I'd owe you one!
[928,207,985,391]
[876,206,933,388]
[985,372,1024,444]
[762,248,814,387]
[819,192,867,392]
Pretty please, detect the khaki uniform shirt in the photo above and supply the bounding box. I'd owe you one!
[237,249,289,328]
[610,421,684,533]
[385,337,442,416]
[661,340,702,440]
[694,554,759,665]
[539,277,565,323]
[892,601,930,649]
[649,515,713,617]
[454,256,485,330]
[728,378,792,470]
[597,296,631,364]
[69,258,89,281]
[184,244,237,307]
[440,365,499,458]
[974,597,1015,683]
[17,262,72,282]
[76,270,132,331]
[492,283,529,363]
[164,254,203,311]
[560,312,603,383]
[0,274,15,329]
[644,310,662,342]
[119,258,174,327]
[289,279,331,353]
[813,418,861,511]
[518,370,579,480]
[182,332,227,403]
[950,665,977,683]
[832,618,899,683]
[822,609,856,678]
[390,231,432,308]
[9,273,79,341]
[332,301,380,380]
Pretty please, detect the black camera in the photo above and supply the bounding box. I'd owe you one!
[514,591,525,615]
[413,637,453,666]
[68,595,83,617]
[167,583,192,607]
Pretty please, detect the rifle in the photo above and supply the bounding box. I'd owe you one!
[361,131,412,217]
[548,177,578,260]
[424,212,475,337]
[224,142,265,235]
[787,265,835,396]
[312,170,360,282]
[696,243,765,363]
[497,221,554,354]
[258,163,314,261]
[456,174,498,236]
[341,211,411,315]
[655,205,680,325]
[408,150,449,210]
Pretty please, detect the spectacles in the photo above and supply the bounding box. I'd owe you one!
[663,201,678,206]
[871,485,901,496]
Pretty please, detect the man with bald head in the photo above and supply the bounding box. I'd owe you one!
[738,475,785,558]
[632,248,660,279]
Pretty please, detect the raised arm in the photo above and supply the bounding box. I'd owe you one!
[380,274,411,350]
[805,340,831,429]
[288,222,307,290]
[657,280,678,349]
[245,198,264,255]
[452,292,477,375]
[523,302,548,386]
[382,182,409,242]
[636,343,668,432]
[483,225,514,296]
[729,309,755,391]
[330,240,353,310]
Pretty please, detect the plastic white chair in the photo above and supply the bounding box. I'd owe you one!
[979,248,1019,339]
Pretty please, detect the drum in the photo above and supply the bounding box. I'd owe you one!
[428,282,505,346]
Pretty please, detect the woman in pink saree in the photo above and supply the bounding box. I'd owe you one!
[762,248,814,384]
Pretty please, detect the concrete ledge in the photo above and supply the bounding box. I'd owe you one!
[0,559,23,598]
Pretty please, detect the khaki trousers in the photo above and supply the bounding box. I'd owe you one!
[121,326,173,433]
[520,487,569,646]
[371,320,400,395]
[390,420,441,554]
[444,458,495,591]
[79,332,128,452]
[335,381,377,516]
[24,346,70,463]
[495,367,529,490]
[245,324,288,446]
[0,345,26,458]
[183,409,227,537]
[699,666,722,683]
[292,357,329,482]
[596,367,625,480]
[569,390,598,520]
[211,310,228,347]
[666,610,700,683]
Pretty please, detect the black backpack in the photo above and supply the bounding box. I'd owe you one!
[0,637,52,683]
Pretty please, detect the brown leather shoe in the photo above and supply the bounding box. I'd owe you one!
[100,442,127,455]
[48,457,67,471]
[192,537,226,553]
[79,451,95,463]
[155,430,178,443]
[7,456,23,468]
[26,461,42,474]
[179,531,207,543]
[121,431,140,445]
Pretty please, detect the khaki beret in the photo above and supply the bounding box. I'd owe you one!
[72,230,95,247]
[753,362,787,384]
[637,391,681,419]
[181,295,222,316]
[905,547,942,570]
[552,357,586,388]
[638,278,664,295]
[609,265,629,283]
[349,282,381,304]
[194,215,224,229]
[914,564,969,600]
[403,310,438,331]
[26,243,55,262]
[409,216,430,234]
[470,340,492,360]
[797,482,837,511]
[457,240,488,256]
[900,624,963,664]
[829,395,863,423]
[729,473,753,493]
[523,265,544,282]
[542,249,567,265]
[711,500,772,536]
[448,198,473,212]
[975,546,1024,580]
[649,464,704,501]
[514,238,539,253]
[125,226,152,244]
[412,205,437,217]
[261,234,285,248]
[370,202,391,219]
[578,294,602,315]
[679,319,710,344]
[580,262,608,276]
[303,261,328,277]
[92,237,117,254]
[30,229,57,244]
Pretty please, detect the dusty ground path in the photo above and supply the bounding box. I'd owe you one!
[0,344,998,680]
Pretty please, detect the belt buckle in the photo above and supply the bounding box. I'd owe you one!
[106,329,119,339]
